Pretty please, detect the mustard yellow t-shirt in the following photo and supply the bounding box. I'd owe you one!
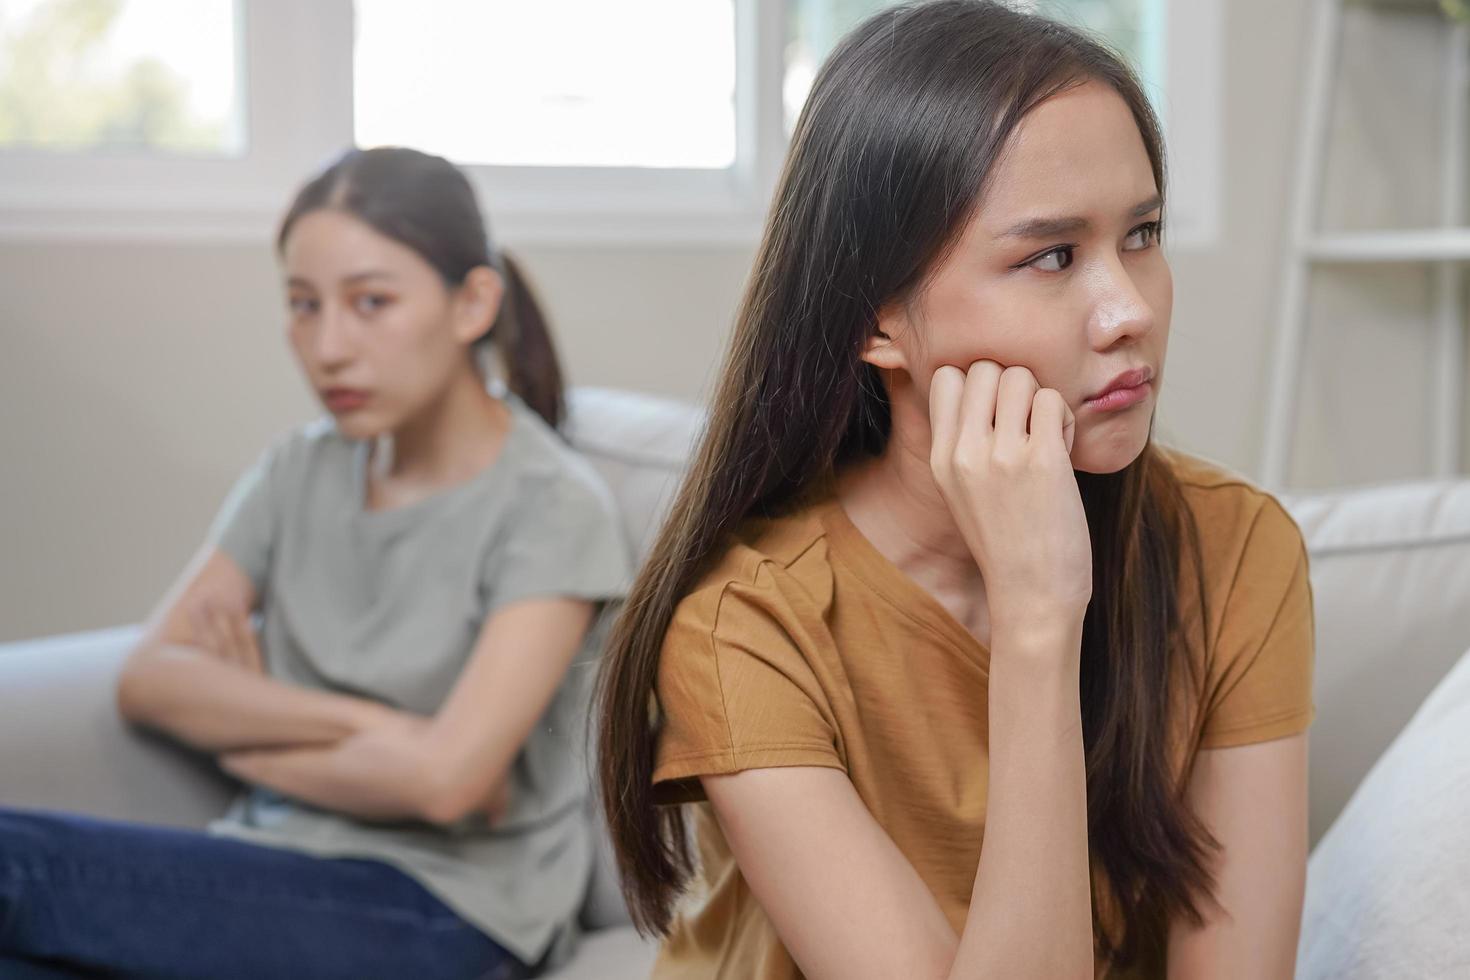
[650,450,1315,979]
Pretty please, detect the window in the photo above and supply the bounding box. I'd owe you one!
[354,0,736,169]
[0,0,1217,247]
[0,0,244,155]
[784,0,1163,132]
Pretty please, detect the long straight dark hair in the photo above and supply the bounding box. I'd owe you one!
[277,146,566,428]
[597,0,1215,968]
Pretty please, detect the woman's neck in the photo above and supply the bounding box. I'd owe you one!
[378,369,510,490]
[836,377,992,644]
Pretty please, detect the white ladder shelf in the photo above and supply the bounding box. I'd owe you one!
[1261,0,1470,488]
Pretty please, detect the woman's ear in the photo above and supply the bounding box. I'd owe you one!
[860,304,911,372]
[454,266,505,345]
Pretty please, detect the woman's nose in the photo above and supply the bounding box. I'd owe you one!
[309,307,355,368]
[1087,260,1156,349]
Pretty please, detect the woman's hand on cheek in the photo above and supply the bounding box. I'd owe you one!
[928,360,1092,644]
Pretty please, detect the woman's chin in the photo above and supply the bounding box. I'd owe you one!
[328,411,389,442]
[1068,425,1151,474]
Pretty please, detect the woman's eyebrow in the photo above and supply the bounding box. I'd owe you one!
[342,270,395,284]
[996,193,1164,241]
[1130,193,1164,217]
[285,271,394,290]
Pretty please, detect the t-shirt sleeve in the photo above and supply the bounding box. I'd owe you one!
[1198,497,1316,749]
[482,467,631,615]
[653,565,844,803]
[207,443,281,593]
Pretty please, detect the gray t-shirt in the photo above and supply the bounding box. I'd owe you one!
[205,395,630,969]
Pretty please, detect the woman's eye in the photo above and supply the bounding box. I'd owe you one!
[353,294,391,315]
[288,296,318,316]
[1125,221,1162,250]
[1028,246,1074,272]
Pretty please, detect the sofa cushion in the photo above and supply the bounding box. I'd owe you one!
[1281,478,1470,843]
[565,387,705,561]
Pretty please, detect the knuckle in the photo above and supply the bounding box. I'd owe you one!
[990,446,1023,472]
[952,446,986,478]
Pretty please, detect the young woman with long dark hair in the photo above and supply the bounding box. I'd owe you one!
[0,147,629,980]
[597,4,1312,977]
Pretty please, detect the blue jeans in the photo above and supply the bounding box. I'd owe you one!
[0,807,528,980]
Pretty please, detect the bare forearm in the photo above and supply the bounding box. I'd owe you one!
[117,645,384,752]
[950,623,1093,980]
[222,741,429,822]
[220,725,513,826]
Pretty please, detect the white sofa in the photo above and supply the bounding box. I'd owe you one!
[2,386,1469,978]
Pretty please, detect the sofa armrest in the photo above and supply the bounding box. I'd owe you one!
[0,625,236,828]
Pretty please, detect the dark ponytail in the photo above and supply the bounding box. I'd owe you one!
[277,146,566,429]
[492,253,564,429]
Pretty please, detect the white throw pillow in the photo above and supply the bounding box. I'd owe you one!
[1297,643,1470,978]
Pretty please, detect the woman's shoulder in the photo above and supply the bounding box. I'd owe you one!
[672,500,839,644]
[1156,446,1305,558]
[503,396,619,510]
[1156,446,1311,667]
[1156,450,1316,747]
[654,500,848,797]
[245,416,354,492]
[481,398,632,592]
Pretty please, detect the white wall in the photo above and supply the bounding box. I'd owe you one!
[3,0,1468,642]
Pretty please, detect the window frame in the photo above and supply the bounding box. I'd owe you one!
[0,0,1218,249]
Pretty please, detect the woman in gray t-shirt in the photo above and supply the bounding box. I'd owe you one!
[0,148,629,980]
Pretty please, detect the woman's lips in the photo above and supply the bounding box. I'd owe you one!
[322,388,371,413]
[1082,379,1151,412]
